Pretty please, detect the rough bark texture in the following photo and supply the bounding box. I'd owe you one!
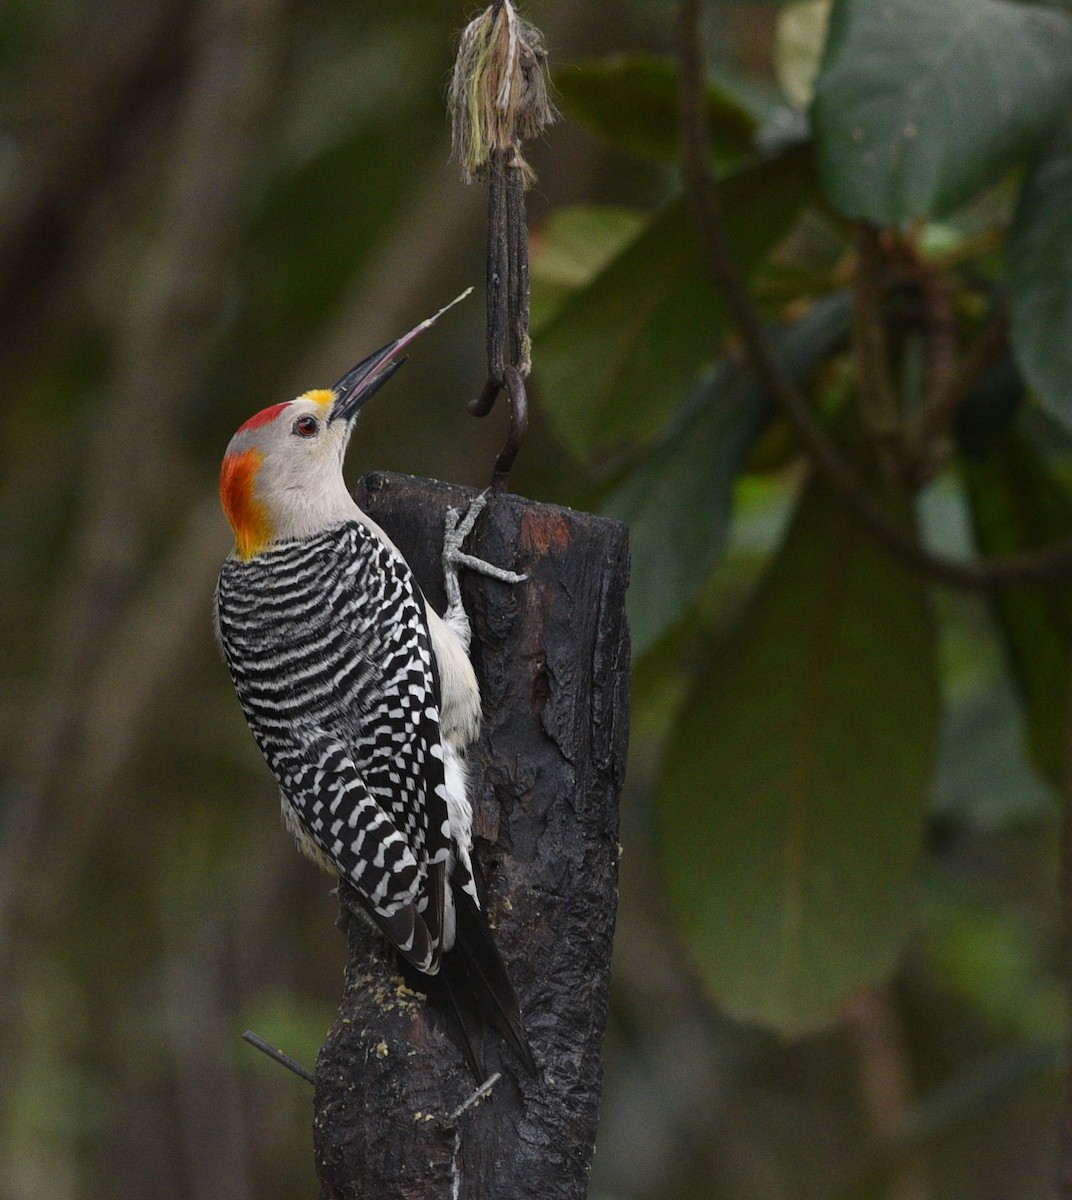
[314,472,631,1200]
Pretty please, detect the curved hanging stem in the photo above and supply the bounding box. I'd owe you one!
[677,0,1072,591]
[491,367,529,492]
[451,0,552,490]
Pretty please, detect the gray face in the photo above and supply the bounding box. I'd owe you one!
[233,391,348,482]
[221,390,360,551]
[221,315,422,554]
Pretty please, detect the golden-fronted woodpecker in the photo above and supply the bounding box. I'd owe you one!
[214,298,534,1081]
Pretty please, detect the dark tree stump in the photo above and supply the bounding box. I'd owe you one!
[313,472,631,1200]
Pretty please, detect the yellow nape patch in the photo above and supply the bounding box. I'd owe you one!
[303,389,335,410]
[220,448,273,560]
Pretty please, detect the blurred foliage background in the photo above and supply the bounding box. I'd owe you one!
[2,0,1072,1197]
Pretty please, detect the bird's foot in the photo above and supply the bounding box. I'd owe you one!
[442,491,526,640]
[331,880,366,930]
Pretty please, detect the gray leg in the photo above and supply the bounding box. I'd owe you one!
[442,491,526,632]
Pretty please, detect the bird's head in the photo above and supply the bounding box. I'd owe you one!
[219,291,471,560]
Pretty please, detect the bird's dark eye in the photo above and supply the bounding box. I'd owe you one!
[292,415,319,438]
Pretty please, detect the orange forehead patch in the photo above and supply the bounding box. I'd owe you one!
[220,448,272,560]
[303,389,335,410]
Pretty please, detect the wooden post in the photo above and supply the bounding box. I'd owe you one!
[313,472,630,1200]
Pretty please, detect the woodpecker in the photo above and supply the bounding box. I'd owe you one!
[214,297,534,1082]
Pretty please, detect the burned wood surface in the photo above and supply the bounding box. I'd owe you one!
[314,472,630,1200]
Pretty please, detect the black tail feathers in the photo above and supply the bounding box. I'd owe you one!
[402,886,536,1083]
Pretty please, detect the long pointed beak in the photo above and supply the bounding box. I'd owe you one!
[328,287,474,425]
[328,345,406,424]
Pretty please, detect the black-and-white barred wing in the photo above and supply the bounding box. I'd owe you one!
[215,522,451,970]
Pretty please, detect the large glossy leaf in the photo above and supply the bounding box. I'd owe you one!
[812,0,1072,224]
[1007,129,1072,432]
[775,0,832,109]
[554,55,758,166]
[657,477,940,1035]
[534,145,817,457]
[607,290,852,658]
[604,367,769,660]
[962,428,1072,788]
[530,205,646,333]
[932,675,1053,829]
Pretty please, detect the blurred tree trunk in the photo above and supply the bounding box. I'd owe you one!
[314,473,631,1200]
[1060,686,1072,1199]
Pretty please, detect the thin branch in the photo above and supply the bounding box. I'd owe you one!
[852,224,901,450]
[912,298,1010,450]
[844,988,932,1200]
[441,1072,501,1127]
[243,1030,315,1085]
[920,268,959,417]
[676,0,1072,592]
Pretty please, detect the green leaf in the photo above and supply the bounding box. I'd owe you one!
[775,0,832,109]
[962,427,1072,788]
[607,290,851,657]
[812,0,1072,224]
[554,55,758,166]
[605,368,769,660]
[1008,128,1072,430]
[925,905,1059,1037]
[530,205,647,333]
[933,675,1054,830]
[657,478,940,1035]
[534,145,817,457]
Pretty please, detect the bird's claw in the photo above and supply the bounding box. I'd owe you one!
[444,488,489,545]
[442,491,526,629]
[331,880,365,930]
[444,491,526,583]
